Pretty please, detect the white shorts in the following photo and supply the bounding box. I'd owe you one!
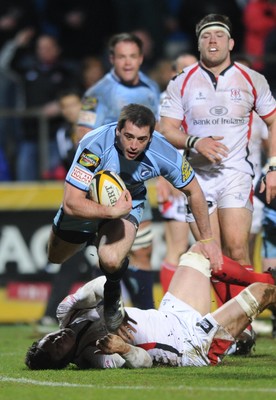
[159,292,234,366]
[186,169,253,222]
[251,196,264,234]
[128,293,234,367]
[158,194,187,222]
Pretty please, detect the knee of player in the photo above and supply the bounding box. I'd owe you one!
[99,254,122,271]
[178,251,211,278]
[224,245,247,264]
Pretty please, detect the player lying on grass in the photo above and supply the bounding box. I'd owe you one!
[25,244,276,369]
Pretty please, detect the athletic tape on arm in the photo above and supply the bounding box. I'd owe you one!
[122,345,153,368]
[178,251,211,277]
[235,288,260,322]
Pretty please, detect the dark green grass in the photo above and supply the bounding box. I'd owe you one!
[0,325,276,400]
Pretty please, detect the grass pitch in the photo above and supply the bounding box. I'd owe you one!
[0,324,276,400]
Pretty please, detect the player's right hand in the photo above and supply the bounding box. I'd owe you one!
[195,136,228,163]
[111,189,132,218]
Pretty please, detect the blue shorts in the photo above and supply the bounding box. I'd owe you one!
[53,200,144,244]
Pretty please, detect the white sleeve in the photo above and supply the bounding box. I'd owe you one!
[121,345,153,368]
[74,276,106,307]
[74,346,126,369]
[56,276,106,327]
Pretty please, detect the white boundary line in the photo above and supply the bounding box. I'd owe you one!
[1,376,276,392]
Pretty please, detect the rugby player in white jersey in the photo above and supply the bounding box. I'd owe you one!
[25,244,276,369]
[159,13,276,352]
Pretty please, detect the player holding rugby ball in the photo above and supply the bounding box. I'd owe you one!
[47,103,222,332]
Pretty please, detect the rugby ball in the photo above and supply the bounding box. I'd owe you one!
[89,170,126,206]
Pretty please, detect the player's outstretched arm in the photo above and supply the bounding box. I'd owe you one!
[96,334,152,368]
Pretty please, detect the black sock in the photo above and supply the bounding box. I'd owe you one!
[122,267,154,309]
[100,258,129,282]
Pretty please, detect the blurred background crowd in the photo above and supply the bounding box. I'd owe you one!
[0,0,275,181]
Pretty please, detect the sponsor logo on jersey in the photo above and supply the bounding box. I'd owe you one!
[71,166,93,185]
[78,110,97,126]
[197,318,214,334]
[210,106,228,116]
[181,158,193,182]
[196,91,206,100]
[78,149,100,171]
[81,96,98,111]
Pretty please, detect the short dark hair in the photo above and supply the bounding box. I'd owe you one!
[57,88,82,102]
[25,341,71,370]
[117,104,156,135]
[196,14,232,38]
[108,33,143,56]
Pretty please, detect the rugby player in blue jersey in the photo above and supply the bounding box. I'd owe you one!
[47,103,222,332]
[75,33,161,309]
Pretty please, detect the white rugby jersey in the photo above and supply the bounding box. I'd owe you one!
[57,290,233,369]
[160,62,276,175]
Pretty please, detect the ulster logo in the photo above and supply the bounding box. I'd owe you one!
[230,88,241,101]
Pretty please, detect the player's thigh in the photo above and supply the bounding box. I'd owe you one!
[47,229,85,263]
[97,219,137,265]
[169,267,211,315]
[218,207,252,261]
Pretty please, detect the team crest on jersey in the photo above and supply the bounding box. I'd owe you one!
[181,157,193,182]
[81,96,98,111]
[230,88,241,101]
[78,148,100,171]
[197,318,214,334]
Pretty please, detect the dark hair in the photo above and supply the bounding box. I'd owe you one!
[108,33,143,56]
[117,104,156,135]
[57,88,82,102]
[196,14,232,38]
[25,341,71,370]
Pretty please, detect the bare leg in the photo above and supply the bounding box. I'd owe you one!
[212,283,276,339]
[48,229,86,264]
[168,265,211,316]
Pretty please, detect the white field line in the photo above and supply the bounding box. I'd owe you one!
[1,376,276,392]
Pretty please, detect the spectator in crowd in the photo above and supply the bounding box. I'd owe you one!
[25,245,276,369]
[112,0,167,64]
[76,33,161,310]
[2,33,81,180]
[0,1,36,49]
[41,0,116,60]
[263,27,276,97]
[80,56,105,91]
[159,13,276,352]
[243,0,276,72]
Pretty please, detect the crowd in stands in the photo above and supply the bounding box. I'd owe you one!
[0,0,275,181]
